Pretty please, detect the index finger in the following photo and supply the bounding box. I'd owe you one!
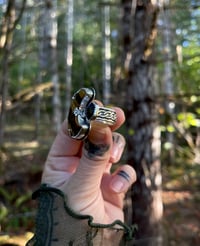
[48,120,83,158]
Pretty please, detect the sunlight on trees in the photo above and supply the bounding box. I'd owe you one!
[0,0,200,245]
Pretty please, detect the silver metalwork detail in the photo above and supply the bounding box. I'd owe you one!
[68,88,117,140]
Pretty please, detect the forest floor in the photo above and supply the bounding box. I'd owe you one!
[0,116,200,245]
[162,162,200,245]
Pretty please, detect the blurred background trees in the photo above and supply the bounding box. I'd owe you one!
[0,0,200,245]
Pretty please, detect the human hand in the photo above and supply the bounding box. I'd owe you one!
[41,106,136,225]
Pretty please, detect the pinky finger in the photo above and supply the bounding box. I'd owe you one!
[110,165,137,193]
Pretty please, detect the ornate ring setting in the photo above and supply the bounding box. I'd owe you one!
[68,88,117,140]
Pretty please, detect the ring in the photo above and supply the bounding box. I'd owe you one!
[68,88,117,140]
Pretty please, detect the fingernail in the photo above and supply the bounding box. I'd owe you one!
[110,178,125,193]
[111,133,125,161]
[110,170,130,193]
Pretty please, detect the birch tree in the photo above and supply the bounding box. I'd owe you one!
[102,3,111,105]
[121,0,163,244]
[65,0,74,116]
[48,0,61,131]
[41,0,61,132]
[35,1,47,138]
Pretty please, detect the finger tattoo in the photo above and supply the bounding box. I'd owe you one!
[117,170,130,182]
[84,139,110,159]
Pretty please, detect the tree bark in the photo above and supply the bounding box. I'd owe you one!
[121,0,163,244]
[102,3,111,105]
[161,4,175,160]
[0,0,27,145]
[45,0,61,132]
[65,0,74,117]
[0,0,16,146]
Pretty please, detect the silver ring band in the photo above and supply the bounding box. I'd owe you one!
[86,102,117,125]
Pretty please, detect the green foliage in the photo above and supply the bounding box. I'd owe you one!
[128,128,135,136]
[0,203,8,221]
[0,186,33,232]
[173,1,200,92]
[163,159,200,190]
[177,112,200,128]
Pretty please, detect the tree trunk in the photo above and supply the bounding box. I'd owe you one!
[161,4,175,160]
[65,0,74,117]
[121,0,163,244]
[46,0,62,132]
[0,0,16,146]
[35,6,44,139]
[102,3,111,105]
[0,0,26,145]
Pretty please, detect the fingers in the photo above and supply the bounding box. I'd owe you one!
[110,132,126,164]
[42,120,82,185]
[47,120,82,157]
[42,106,126,192]
[110,107,125,131]
[110,165,137,193]
[45,106,124,159]
[67,121,113,194]
[101,165,136,209]
[64,109,125,196]
[94,100,125,131]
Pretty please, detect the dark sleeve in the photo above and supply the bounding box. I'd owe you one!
[26,184,136,246]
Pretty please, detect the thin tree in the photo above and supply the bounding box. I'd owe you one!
[121,0,163,244]
[101,2,111,105]
[65,0,74,116]
[161,2,175,160]
[35,1,47,138]
[0,0,26,146]
[42,0,61,132]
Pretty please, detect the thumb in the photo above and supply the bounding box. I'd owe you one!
[68,122,113,194]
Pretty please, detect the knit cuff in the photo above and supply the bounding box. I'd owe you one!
[26,184,136,246]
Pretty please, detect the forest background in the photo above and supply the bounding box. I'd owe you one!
[0,0,200,245]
